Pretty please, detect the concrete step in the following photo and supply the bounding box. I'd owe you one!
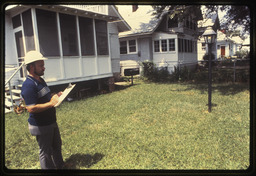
[5,94,21,101]
[12,89,21,94]
[5,100,13,107]
[5,108,12,114]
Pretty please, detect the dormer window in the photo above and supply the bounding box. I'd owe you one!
[168,16,178,28]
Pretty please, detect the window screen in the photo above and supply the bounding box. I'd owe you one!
[22,9,35,52]
[12,14,21,29]
[79,16,95,56]
[15,31,25,57]
[36,9,60,56]
[59,13,79,56]
[95,19,109,55]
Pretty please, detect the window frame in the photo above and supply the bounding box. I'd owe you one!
[120,40,127,54]
[120,39,137,54]
[154,38,176,53]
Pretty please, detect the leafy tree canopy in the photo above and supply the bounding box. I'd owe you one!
[152,5,203,22]
[152,5,250,36]
[204,5,250,36]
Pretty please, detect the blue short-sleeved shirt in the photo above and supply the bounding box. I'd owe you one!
[21,75,56,126]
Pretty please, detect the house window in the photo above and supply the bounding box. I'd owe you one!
[120,41,127,54]
[184,39,188,52]
[202,43,206,50]
[169,39,175,51]
[161,40,167,52]
[189,40,192,52]
[128,40,136,53]
[79,16,95,56]
[22,9,35,52]
[59,13,79,56]
[178,38,185,52]
[154,40,160,52]
[95,19,109,55]
[12,14,21,29]
[178,38,195,53]
[194,41,197,52]
[36,9,60,56]
[168,16,178,28]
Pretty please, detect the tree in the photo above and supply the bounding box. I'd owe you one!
[205,5,250,35]
[152,5,203,23]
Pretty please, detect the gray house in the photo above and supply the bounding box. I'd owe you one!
[117,5,201,74]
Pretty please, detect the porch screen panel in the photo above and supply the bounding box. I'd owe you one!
[95,19,109,55]
[15,31,25,57]
[15,31,25,77]
[22,9,35,52]
[79,16,95,56]
[59,13,79,56]
[36,9,60,56]
[12,14,21,29]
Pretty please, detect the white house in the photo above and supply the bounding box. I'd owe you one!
[197,12,219,61]
[197,11,246,61]
[5,5,130,87]
[216,30,243,59]
[117,5,200,74]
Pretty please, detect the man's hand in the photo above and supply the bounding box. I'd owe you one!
[57,91,63,97]
[50,94,59,107]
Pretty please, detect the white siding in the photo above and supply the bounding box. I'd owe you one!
[152,32,178,73]
[108,22,120,73]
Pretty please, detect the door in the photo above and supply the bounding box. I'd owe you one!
[12,9,35,79]
[14,30,26,78]
[221,46,225,56]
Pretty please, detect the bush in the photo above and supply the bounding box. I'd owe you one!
[141,61,249,83]
[203,53,217,67]
[141,61,169,82]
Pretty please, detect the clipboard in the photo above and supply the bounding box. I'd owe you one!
[54,84,76,107]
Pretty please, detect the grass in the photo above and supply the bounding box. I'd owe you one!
[4,79,250,170]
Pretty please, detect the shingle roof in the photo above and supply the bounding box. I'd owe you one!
[118,5,165,38]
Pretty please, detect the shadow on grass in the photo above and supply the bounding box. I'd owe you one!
[64,153,104,169]
[183,82,249,96]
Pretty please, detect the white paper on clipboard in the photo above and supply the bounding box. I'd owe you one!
[54,84,76,107]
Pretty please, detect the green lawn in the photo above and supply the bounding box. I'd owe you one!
[5,79,250,170]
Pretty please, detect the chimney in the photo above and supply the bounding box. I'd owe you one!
[132,5,138,12]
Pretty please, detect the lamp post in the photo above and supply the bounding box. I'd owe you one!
[202,26,216,112]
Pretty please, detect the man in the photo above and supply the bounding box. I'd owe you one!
[21,50,65,169]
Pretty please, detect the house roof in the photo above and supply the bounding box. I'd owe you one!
[5,5,130,32]
[118,5,165,38]
[108,6,131,32]
[217,30,244,44]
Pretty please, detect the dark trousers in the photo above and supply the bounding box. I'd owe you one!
[30,123,64,169]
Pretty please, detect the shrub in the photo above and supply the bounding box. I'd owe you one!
[141,61,170,82]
